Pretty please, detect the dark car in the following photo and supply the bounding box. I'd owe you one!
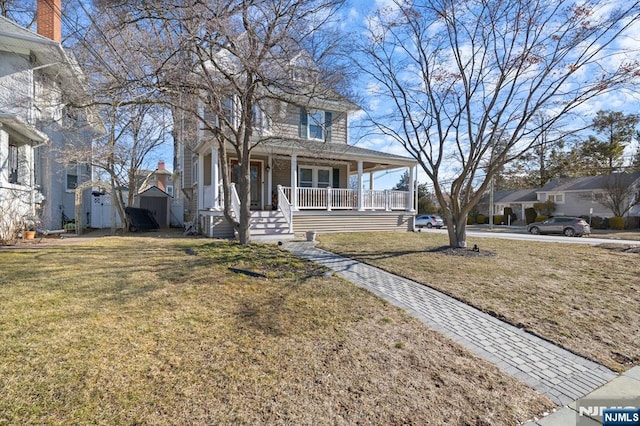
[527,216,591,237]
[415,214,444,229]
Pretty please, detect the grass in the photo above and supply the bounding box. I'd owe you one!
[0,237,553,424]
[317,232,640,373]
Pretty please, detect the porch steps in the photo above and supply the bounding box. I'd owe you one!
[249,211,295,241]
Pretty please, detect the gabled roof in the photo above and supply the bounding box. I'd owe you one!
[479,188,538,204]
[540,172,640,192]
[138,185,172,198]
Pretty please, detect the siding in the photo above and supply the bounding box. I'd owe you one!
[273,105,348,144]
[293,211,412,235]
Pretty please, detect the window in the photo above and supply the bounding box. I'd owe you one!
[251,104,271,131]
[299,166,332,188]
[8,142,18,184]
[166,185,174,197]
[203,153,212,186]
[66,164,78,190]
[546,194,564,203]
[299,108,332,141]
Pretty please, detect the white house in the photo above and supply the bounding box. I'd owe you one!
[0,0,102,239]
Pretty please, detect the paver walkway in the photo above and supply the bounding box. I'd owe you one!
[284,241,617,407]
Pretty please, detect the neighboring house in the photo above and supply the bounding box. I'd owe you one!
[478,172,640,222]
[537,173,640,217]
[0,1,101,236]
[174,67,418,239]
[477,189,538,222]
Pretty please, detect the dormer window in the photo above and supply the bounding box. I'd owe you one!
[299,108,332,142]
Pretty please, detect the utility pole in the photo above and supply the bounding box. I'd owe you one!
[489,176,494,230]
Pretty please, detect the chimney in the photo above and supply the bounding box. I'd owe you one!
[157,161,166,192]
[37,0,62,43]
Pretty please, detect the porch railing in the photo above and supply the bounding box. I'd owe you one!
[277,185,293,233]
[280,187,410,211]
[229,183,241,219]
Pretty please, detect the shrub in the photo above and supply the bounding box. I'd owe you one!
[467,215,474,225]
[503,207,516,224]
[591,216,603,229]
[476,214,486,224]
[493,215,504,225]
[601,217,610,229]
[533,200,556,216]
[625,216,640,230]
[534,215,548,222]
[609,216,624,230]
[525,207,537,225]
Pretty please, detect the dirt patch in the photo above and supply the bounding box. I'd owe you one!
[426,245,496,257]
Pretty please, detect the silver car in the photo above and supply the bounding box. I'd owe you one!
[415,214,444,229]
[527,216,591,237]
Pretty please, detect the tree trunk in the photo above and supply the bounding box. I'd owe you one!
[236,159,252,244]
[446,214,468,248]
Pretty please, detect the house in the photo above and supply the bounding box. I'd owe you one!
[478,172,640,222]
[537,173,640,217]
[173,61,418,239]
[478,189,538,222]
[0,0,101,239]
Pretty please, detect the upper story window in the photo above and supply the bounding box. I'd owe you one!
[299,108,332,142]
[251,104,271,131]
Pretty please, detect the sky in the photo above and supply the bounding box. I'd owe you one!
[8,0,640,190]
[340,0,640,190]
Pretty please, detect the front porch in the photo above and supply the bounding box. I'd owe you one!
[195,139,418,238]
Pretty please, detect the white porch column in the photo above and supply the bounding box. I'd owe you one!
[197,152,205,211]
[408,165,416,212]
[291,154,298,210]
[267,156,273,209]
[211,146,219,209]
[357,160,364,211]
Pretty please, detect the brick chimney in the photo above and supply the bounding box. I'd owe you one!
[156,161,167,192]
[37,0,62,43]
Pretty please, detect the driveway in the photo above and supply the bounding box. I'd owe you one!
[423,228,640,246]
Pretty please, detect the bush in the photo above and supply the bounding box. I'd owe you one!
[467,215,474,225]
[534,215,548,222]
[609,216,624,230]
[625,216,640,230]
[503,207,516,224]
[525,207,537,225]
[476,214,486,224]
[493,215,504,225]
[591,216,603,229]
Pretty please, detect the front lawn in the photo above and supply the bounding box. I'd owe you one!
[317,232,640,372]
[0,237,552,424]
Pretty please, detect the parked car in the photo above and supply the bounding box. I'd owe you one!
[415,214,444,229]
[527,216,591,237]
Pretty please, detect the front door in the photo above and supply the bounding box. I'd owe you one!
[231,160,262,209]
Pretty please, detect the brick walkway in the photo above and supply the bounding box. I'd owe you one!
[284,241,617,406]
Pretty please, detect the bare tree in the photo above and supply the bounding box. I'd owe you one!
[98,0,348,244]
[594,173,640,217]
[58,6,171,232]
[358,0,640,247]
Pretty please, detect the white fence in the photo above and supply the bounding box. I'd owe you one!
[280,187,410,211]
